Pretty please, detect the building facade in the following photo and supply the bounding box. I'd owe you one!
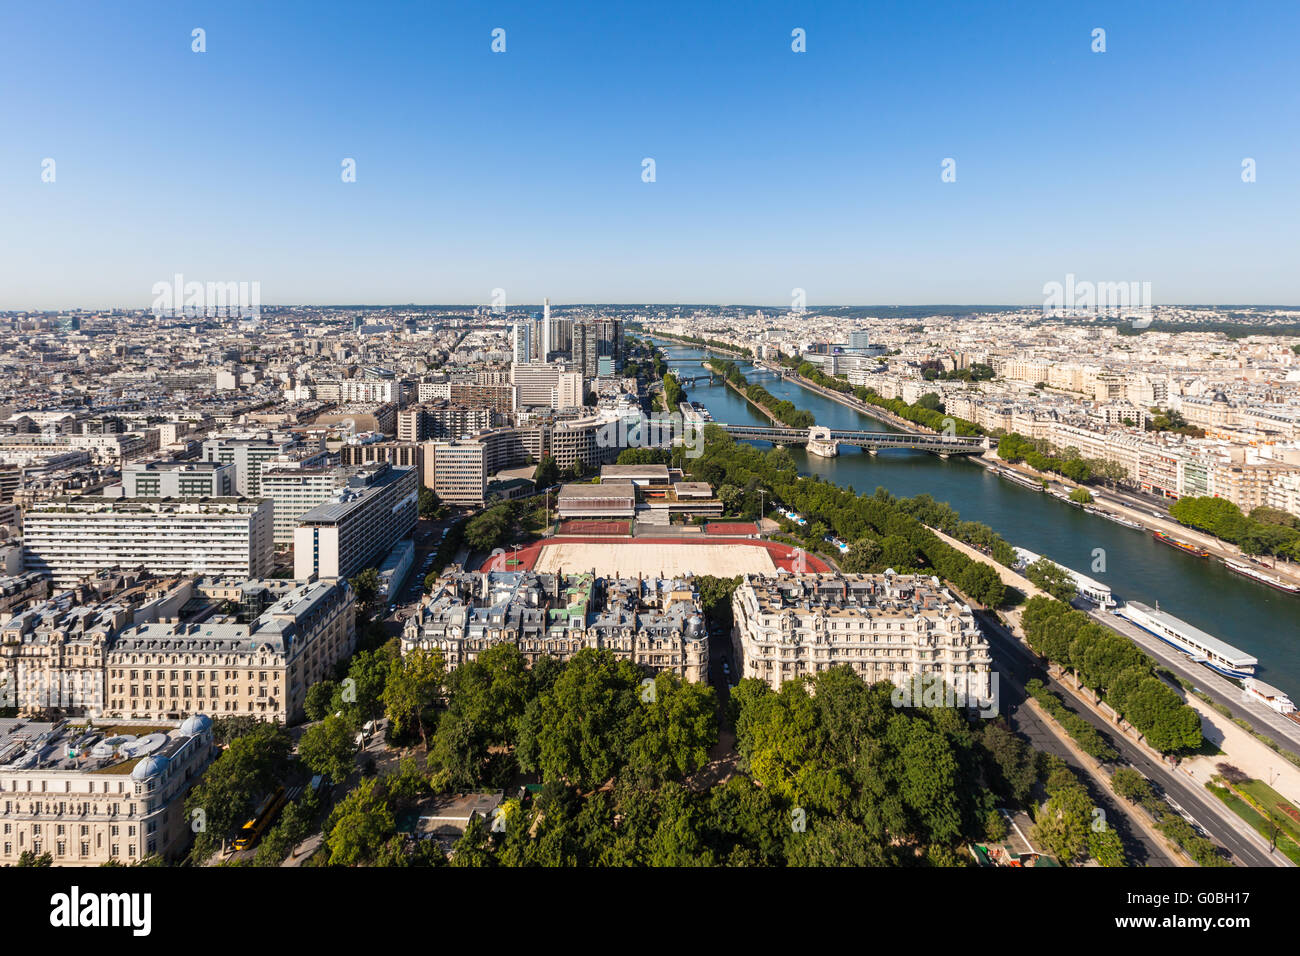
[730,572,992,698]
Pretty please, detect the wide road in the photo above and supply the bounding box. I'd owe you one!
[982,613,1177,867]
[979,611,1286,867]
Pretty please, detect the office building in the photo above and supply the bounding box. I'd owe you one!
[293,462,418,581]
[22,499,274,588]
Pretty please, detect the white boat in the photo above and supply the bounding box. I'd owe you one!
[998,468,1043,491]
[1013,547,1115,607]
[1116,601,1257,679]
[1242,677,1295,714]
[1089,508,1144,530]
[1223,559,1300,595]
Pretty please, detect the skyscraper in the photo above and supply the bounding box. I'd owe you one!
[542,298,551,361]
[512,321,531,366]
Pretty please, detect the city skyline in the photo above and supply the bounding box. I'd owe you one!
[3,0,1299,309]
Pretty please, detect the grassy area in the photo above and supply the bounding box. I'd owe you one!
[1237,779,1300,844]
[1207,780,1300,865]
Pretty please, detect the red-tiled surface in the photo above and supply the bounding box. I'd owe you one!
[557,519,632,536]
[704,522,760,536]
[475,538,832,574]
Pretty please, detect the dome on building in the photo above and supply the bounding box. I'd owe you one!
[131,754,170,780]
[179,714,213,737]
[1211,390,1230,403]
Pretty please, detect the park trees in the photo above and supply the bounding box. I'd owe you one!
[382,647,445,745]
[297,715,357,785]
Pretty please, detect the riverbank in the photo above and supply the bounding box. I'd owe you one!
[765,363,924,433]
[650,336,1300,702]
[991,457,1300,591]
[648,331,750,358]
[931,527,1300,812]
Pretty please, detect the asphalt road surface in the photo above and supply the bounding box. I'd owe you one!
[979,610,1285,867]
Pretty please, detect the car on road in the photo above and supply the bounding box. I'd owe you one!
[721,660,730,676]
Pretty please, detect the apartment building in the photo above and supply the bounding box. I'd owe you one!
[0,714,217,865]
[396,402,495,442]
[314,377,409,406]
[293,462,418,580]
[428,438,487,506]
[511,362,584,409]
[260,464,348,546]
[22,498,274,588]
[403,569,709,681]
[121,460,236,498]
[448,383,515,415]
[105,578,355,723]
[730,572,992,697]
[201,432,309,496]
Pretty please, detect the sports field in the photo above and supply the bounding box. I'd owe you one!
[557,519,632,536]
[534,541,778,577]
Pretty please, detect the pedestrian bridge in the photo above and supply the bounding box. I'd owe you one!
[716,423,987,456]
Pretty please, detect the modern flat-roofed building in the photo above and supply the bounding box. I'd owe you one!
[429,438,487,506]
[121,460,236,498]
[731,572,992,697]
[599,463,671,487]
[396,402,495,442]
[201,432,314,497]
[0,714,217,865]
[260,464,349,546]
[557,481,636,518]
[293,462,418,581]
[22,498,274,588]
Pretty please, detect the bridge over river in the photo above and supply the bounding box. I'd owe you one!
[715,423,988,458]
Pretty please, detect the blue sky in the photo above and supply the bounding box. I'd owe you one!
[1,0,1297,308]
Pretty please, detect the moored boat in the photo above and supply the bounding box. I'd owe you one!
[1224,559,1300,595]
[1152,530,1210,558]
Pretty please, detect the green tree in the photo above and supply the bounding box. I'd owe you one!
[323,778,396,866]
[298,715,357,784]
[382,648,445,745]
[518,648,641,789]
[534,455,560,488]
[1025,556,1076,602]
[840,538,883,574]
[418,485,442,518]
[348,567,382,608]
[304,680,338,722]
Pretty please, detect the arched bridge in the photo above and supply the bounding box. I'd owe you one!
[716,423,987,457]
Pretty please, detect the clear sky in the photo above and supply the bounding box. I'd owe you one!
[1,0,1297,309]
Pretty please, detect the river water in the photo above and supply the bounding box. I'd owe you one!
[650,339,1300,698]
